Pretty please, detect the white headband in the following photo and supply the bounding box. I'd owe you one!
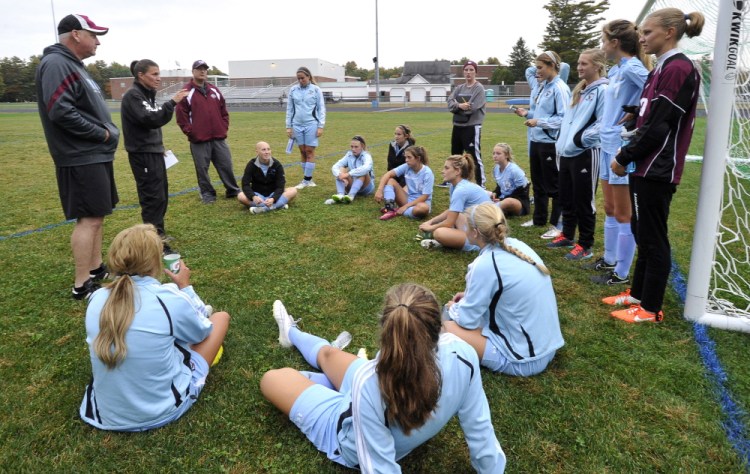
[544,51,558,65]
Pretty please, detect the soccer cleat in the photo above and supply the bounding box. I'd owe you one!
[420,239,442,249]
[601,288,640,306]
[296,180,317,189]
[72,278,101,301]
[273,300,297,348]
[611,304,664,323]
[342,195,353,204]
[331,331,353,350]
[565,244,593,261]
[520,219,535,228]
[249,206,269,214]
[584,257,616,272]
[547,235,575,249]
[89,263,109,282]
[380,210,398,221]
[541,226,562,239]
[591,271,630,286]
[324,198,336,205]
[331,194,345,203]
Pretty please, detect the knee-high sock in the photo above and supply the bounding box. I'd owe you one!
[615,221,637,278]
[304,162,316,179]
[300,370,335,390]
[272,195,289,209]
[348,178,364,198]
[289,327,329,369]
[603,216,618,265]
[335,179,347,195]
[384,184,395,201]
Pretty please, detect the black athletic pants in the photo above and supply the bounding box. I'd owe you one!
[451,124,484,187]
[559,149,599,249]
[128,152,168,236]
[629,176,677,313]
[528,141,560,227]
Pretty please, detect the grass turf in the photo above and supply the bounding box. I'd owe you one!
[0,109,748,472]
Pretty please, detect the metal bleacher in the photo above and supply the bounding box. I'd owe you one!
[157,82,295,107]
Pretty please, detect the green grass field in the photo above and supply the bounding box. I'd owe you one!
[1,109,749,472]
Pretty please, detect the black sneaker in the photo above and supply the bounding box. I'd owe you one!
[225,190,239,199]
[584,257,615,272]
[72,278,101,301]
[436,181,449,188]
[591,271,630,285]
[89,263,109,282]
[201,195,217,204]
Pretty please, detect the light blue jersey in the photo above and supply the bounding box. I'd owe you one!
[493,162,528,199]
[337,333,506,473]
[393,163,434,203]
[448,179,491,213]
[80,276,213,431]
[529,76,571,144]
[332,150,375,181]
[453,239,564,365]
[556,77,608,157]
[286,83,326,128]
[600,56,649,153]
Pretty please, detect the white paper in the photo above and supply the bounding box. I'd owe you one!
[164,150,178,169]
[285,138,295,154]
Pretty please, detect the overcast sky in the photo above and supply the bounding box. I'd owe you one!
[2,0,646,72]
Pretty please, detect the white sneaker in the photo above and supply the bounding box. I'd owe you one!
[296,180,316,189]
[273,300,296,348]
[331,331,352,350]
[521,219,535,227]
[541,226,561,239]
[204,305,214,316]
[420,239,442,249]
[281,204,289,210]
[324,198,336,205]
[249,206,268,214]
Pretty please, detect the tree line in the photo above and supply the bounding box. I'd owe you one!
[0,0,609,102]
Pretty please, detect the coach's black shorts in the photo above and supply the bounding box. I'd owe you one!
[56,162,118,220]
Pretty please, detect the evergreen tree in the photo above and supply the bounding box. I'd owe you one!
[539,0,609,82]
[507,37,536,82]
[491,66,516,85]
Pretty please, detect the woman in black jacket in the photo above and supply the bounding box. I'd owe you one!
[238,141,298,214]
[386,124,415,187]
[121,59,187,246]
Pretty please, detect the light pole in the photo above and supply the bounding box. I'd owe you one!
[374,0,380,108]
[50,0,57,41]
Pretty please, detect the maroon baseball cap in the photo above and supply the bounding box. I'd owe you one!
[57,14,109,35]
[463,60,478,71]
[192,60,210,70]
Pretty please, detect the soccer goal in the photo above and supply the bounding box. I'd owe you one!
[635,0,750,330]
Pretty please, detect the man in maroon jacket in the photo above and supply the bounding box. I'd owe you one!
[176,60,240,204]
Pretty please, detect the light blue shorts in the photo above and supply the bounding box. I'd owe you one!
[139,348,209,431]
[293,122,320,147]
[289,358,367,468]
[481,342,556,377]
[403,202,431,219]
[599,150,629,185]
[462,238,480,252]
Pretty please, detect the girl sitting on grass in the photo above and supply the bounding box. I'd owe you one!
[261,283,506,472]
[80,224,229,431]
[488,143,530,218]
[443,203,564,376]
[418,154,490,250]
[386,124,416,187]
[325,135,375,205]
[374,145,434,221]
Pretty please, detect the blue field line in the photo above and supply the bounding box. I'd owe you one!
[670,259,750,468]
[0,128,450,242]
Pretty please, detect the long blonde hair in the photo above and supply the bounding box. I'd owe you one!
[465,203,550,275]
[571,49,607,107]
[94,224,163,369]
[646,8,705,41]
[377,283,442,435]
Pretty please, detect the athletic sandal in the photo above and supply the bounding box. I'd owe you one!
[547,235,575,249]
[72,278,101,301]
[591,271,629,286]
[89,263,110,282]
[565,244,593,261]
[380,210,397,221]
[602,288,640,306]
[611,304,664,323]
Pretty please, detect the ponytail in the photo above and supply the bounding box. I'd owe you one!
[445,154,475,182]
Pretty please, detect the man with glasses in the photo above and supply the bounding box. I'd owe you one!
[36,14,119,300]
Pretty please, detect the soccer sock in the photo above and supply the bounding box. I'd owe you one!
[603,216,618,265]
[383,184,395,201]
[300,370,335,390]
[348,178,364,197]
[288,326,329,369]
[615,222,636,278]
[272,195,289,209]
[305,162,316,179]
[335,179,347,195]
